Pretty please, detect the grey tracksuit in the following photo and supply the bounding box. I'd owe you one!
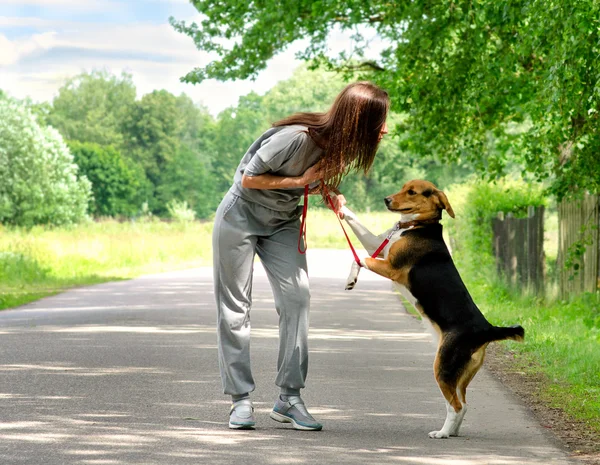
[213,125,323,396]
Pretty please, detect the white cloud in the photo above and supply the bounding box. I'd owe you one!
[0,7,386,116]
[0,16,209,63]
[0,16,73,28]
[0,16,305,115]
[0,31,57,66]
[0,34,18,66]
[1,0,118,10]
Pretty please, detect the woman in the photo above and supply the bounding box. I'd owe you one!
[213,81,390,431]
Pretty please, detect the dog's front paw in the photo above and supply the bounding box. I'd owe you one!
[340,206,356,221]
[428,430,450,439]
[345,261,361,290]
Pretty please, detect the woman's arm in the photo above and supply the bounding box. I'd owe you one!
[241,163,346,217]
[241,173,307,190]
[241,163,323,190]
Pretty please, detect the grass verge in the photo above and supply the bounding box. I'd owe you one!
[0,210,391,311]
[457,261,600,435]
[0,219,214,310]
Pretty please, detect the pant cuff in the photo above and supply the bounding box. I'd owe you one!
[280,388,301,396]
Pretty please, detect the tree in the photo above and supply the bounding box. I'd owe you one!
[0,96,91,227]
[205,65,474,210]
[48,70,136,148]
[171,0,600,199]
[123,90,218,216]
[123,90,182,190]
[68,141,149,218]
[157,145,218,219]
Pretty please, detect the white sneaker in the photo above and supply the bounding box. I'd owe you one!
[270,396,323,431]
[229,398,256,429]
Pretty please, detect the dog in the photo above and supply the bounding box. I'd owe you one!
[340,179,524,439]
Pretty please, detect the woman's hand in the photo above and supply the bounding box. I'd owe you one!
[328,192,347,219]
[301,162,324,186]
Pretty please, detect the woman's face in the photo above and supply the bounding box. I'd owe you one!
[378,121,389,142]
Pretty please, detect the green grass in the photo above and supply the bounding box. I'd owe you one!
[0,219,214,310]
[304,208,393,249]
[0,209,392,310]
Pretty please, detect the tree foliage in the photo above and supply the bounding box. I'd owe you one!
[0,96,91,227]
[68,141,148,217]
[123,90,182,187]
[28,64,473,223]
[48,70,136,148]
[47,72,219,218]
[157,145,218,219]
[207,65,470,210]
[122,90,217,215]
[171,0,600,198]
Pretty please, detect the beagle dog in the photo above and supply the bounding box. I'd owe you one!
[341,179,524,439]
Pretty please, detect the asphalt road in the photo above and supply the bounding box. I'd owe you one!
[0,249,580,465]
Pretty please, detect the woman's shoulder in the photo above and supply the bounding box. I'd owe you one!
[260,125,311,149]
[271,124,310,139]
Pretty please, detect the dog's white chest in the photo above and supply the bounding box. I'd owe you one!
[382,228,412,258]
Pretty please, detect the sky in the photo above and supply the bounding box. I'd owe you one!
[0,0,384,116]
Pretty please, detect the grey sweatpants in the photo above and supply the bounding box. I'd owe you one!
[212,191,310,396]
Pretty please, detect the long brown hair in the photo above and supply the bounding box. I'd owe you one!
[272,81,390,189]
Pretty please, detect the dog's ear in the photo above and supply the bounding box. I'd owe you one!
[434,190,455,218]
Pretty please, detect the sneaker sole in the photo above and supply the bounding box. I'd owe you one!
[270,411,322,431]
[229,421,255,430]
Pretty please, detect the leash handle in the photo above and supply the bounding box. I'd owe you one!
[297,184,309,254]
[323,185,363,266]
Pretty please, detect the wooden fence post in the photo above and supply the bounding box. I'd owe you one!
[527,206,545,294]
[492,206,545,294]
[558,194,600,298]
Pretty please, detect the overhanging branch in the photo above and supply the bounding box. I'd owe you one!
[339,61,386,72]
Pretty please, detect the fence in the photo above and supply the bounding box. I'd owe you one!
[558,194,600,297]
[492,206,545,294]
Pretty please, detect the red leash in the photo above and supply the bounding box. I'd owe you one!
[297,184,309,254]
[298,183,398,265]
[322,185,397,267]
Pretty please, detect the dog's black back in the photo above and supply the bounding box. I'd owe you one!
[398,224,523,345]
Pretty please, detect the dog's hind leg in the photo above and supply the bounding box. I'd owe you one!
[429,398,463,439]
[449,344,487,436]
[429,344,466,439]
[429,379,464,439]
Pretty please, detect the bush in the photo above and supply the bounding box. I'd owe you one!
[0,250,49,284]
[68,141,149,217]
[0,96,92,227]
[156,147,219,219]
[445,178,547,262]
[166,199,196,223]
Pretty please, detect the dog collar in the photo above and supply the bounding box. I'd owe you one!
[397,215,441,230]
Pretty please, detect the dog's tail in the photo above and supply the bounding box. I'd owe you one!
[483,324,525,344]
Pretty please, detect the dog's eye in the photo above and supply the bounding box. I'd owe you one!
[407,189,416,196]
